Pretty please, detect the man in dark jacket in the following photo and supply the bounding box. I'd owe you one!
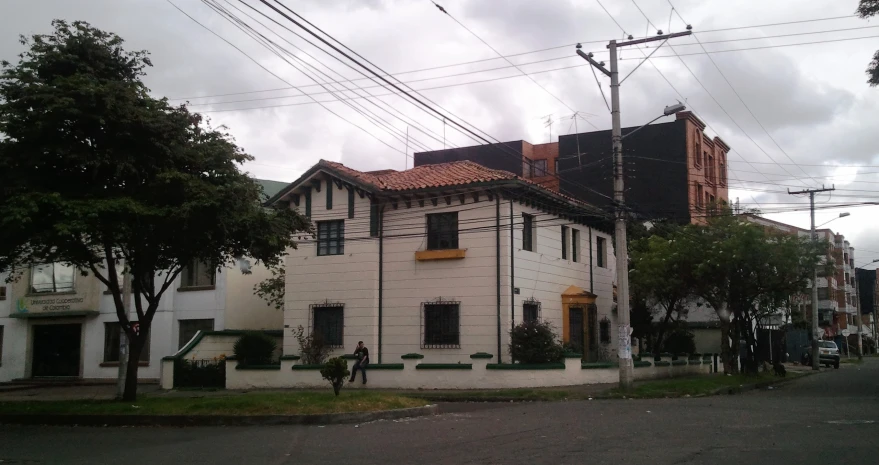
[349,341,369,385]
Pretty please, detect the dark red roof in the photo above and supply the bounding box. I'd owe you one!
[320,159,517,192]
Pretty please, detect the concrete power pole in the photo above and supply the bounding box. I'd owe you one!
[788,186,834,370]
[577,30,692,389]
[854,268,863,361]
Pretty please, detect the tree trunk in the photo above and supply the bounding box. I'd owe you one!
[654,304,676,354]
[122,329,146,401]
[720,318,733,374]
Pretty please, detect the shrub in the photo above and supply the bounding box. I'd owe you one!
[509,320,564,364]
[320,357,350,396]
[293,325,332,364]
[233,332,277,366]
[661,329,696,355]
[174,359,226,388]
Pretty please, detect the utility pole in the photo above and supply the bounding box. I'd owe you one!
[576,29,692,389]
[115,267,132,400]
[854,268,863,360]
[788,186,835,370]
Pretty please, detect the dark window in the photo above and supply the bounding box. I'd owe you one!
[0,286,5,300]
[0,326,3,363]
[554,159,558,174]
[599,318,611,343]
[313,305,344,347]
[423,302,460,348]
[571,229,580,263]
[326,180,333,210]
[304,188,312,218]
[561,226,569,260]
[427,213,458,250]
[531,159,548,177]
[596,236,607,268]
[181,260,215,288]
[348,188,355,219]
[179,319,214,349]
[522,214,535,252]
[317,220,345,256]
[104,322,150,362]
[523,302,540,323]
[818,288,829,300]
[369,203,379,237]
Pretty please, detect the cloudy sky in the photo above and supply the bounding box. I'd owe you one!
[3,0,879,268]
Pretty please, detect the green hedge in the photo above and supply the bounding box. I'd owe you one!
[581,362,617,369]
[654,361,671,367]
[367,363,404,370]
[401,353,425,360]
[633,361,652,368]
[487,363,565,370]
[672,360,688,366]
[470,352,494,359]
[291,364,324,370]
[416,363,472,370]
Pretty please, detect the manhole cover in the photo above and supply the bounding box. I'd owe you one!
[825,420,875,425]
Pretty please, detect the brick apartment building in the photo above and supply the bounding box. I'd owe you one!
[414,112,729,224]
[744,214,871,342]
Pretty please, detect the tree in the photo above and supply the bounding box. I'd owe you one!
[0,21,309,400]
[254,265,285,310]
[320,357,350,396]
[680,214,820,374]
[630,227,695,353]
[857,1,879,86]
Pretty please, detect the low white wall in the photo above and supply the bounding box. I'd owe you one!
[225,356,714,390]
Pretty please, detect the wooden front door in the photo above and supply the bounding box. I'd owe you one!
[569,307,584,353]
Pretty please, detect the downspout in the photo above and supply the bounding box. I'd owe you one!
[378,205,385,364]
[496,194,502,363]
[588,227,594,294]
[510,198,515,331]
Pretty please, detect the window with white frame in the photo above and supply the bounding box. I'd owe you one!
[30,263,75,294]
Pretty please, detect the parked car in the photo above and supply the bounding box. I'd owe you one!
[800,341,840,368]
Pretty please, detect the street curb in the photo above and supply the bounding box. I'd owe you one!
[713,371,816,396]
[0,404,438,427]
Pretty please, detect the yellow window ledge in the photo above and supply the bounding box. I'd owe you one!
[415,249,467,261]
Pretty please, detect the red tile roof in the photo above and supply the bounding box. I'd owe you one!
[320,159,517,192]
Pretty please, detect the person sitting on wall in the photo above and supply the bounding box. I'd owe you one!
[349,341,369,385]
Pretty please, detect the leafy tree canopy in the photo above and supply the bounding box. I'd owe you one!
[0,20,309,400]
[857,0,879,86]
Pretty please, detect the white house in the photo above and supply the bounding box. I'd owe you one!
[0,180,287,383]
[269,160,618,366]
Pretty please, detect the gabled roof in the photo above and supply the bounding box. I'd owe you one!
[256,179,289,200]
[266,159,611,230]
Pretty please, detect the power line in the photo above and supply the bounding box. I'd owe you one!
[629,0,812,190]
[427,0,599,127]
[167,0,410,156]
[169,23,877,102]
[667,0,823,188]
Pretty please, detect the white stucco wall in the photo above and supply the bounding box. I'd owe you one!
[0,257,277,382]
[224,357,712,390]
[282,176,619,369]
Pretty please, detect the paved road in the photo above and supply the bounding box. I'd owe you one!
[1,361,877,465]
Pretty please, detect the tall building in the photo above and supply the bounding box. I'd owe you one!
[743,215,867,341]
[414,112,730,224]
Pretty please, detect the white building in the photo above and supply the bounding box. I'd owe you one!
[269,160,617,365]
[0,180,287,383]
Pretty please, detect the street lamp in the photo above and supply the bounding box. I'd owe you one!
[816,212,850,228]
[620,103,686,141]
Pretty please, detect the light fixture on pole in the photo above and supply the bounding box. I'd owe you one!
[816,212,850,228]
